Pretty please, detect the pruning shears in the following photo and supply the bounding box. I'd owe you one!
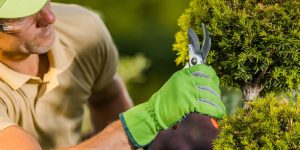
[185,23,211,67]
[172,24,218,131]
[186,24,220,128]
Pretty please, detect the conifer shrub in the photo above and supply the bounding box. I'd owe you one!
[173,0,300,148]
[173,0,300,101]
[213,94,300,149]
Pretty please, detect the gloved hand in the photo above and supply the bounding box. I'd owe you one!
[119,64,226,148]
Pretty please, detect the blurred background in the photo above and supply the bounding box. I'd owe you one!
[52,0,243,135]
[53,0,190,104]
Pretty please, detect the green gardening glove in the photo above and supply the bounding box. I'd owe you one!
[119,64,226,148]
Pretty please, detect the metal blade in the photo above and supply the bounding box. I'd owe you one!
[200,23,211,63]
[188,28,201,53]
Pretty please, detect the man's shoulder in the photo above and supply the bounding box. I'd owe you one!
[52,3,107,46]
[52,3,99,23]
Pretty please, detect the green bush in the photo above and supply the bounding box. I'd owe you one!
[213,94,300,150]
[173,0,300,101]
[173,0,300,148]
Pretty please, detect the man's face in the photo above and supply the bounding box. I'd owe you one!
[0,1,56,54]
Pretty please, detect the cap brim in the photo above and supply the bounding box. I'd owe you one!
[0,0,48,18]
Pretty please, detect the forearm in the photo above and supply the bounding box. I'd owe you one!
[88,96,132,131]
[59,120,134,150]
[0,122,134,150]
[88,76,133,131]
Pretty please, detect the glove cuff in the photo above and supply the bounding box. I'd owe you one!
[119,102,161,148]
[119,113,142,148]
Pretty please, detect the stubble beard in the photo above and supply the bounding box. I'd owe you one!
[24,29,55,54]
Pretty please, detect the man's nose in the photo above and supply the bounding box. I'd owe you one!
[36,3,56,27]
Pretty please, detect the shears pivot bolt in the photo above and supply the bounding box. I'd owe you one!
[191,58,198,65]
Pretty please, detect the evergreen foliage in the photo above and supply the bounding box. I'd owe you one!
[173,0,300,99]
[174,1,300,148]
[213,94,300,149]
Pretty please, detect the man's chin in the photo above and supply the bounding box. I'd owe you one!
[34,48,51,54]
[31,32,55,54]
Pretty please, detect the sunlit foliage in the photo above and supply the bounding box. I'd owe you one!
[214,94,300,149]
[173,0,300,96]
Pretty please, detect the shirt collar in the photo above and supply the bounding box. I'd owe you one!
[0,62,31,89]
[0,33,75,90]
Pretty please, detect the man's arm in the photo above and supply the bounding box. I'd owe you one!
[88,75,133,132]
[0,126,42,150]
[0,121,134,150]
[61,120,133,150]
[0,64,225,149]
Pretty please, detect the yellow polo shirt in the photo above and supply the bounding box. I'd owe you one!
[0,3,118,149]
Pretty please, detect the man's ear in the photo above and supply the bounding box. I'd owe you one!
[0,32,21,52]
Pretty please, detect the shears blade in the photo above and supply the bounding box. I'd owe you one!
[188,28,201,53]
[186,23,211,67]
[200,23,211,63]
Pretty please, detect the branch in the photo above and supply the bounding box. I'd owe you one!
[254,67,268,87]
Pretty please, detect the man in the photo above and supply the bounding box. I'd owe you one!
[0,0,226,149]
